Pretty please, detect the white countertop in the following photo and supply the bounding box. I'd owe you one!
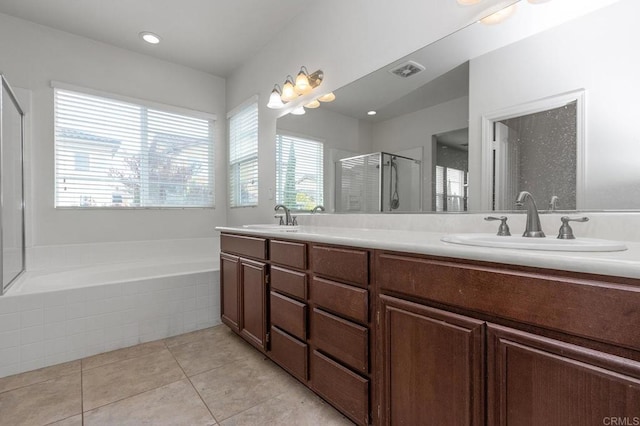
[216,225,640,280]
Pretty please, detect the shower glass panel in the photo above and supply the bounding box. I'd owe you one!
[335,152,421,213]
[1,75,26,295]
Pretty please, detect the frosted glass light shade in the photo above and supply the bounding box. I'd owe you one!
[281,77,298,102]
[305,99,321,109]
[291,106,305,115]
[456,0,482,5]
[318,92,335,102]
[267,86,284,109]
[295,69,312,95]
[527,0,552,3]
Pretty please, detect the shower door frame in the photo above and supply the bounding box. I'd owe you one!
[0,74,26,295]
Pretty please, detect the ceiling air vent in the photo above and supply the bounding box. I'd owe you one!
[389,60,425,78]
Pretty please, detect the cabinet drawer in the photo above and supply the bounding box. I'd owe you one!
[270,326,308,382]
[311,245,368,288]
[270,291,307,340]
[270,239,307,270]
[221,233,267,260]
[310,277,368,324]
[271,266,307,301]
[310,350,369,426]
[311,308,368,373]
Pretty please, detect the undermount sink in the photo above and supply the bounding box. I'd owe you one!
[441,233,627,252]
[242,224,299,232]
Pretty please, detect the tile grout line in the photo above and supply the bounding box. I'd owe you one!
[166,340,221,425]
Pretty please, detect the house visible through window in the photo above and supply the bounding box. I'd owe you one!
[275,132,323,211]
[228,100,258,207]
[54,87,215,208]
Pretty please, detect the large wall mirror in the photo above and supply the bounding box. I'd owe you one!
[277,0,637,213]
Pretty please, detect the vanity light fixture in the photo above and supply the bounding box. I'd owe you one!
[139,31,161,44]
[527,0,552,3]
[267,66,330,110]
[367,110,377,116]
[456,0,482,5]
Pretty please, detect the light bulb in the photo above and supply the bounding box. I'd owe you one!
[267,85,284,109]
[318,92,336,102]
[480,3,517,25]
[281,76,298,102]
[139,31,161,44]
[294,67,312,95]
[291,106,305,115]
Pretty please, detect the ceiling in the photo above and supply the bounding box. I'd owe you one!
[0,0,313,77]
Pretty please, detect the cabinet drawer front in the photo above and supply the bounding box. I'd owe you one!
[271,266,307,300]
[270,326,308,382]
[221,233,267,260]
[376,252,640,351]
[270,239,307,270]
[270,291,307,340]
[311,245,368,288]
[310,349,369,426]
[311,308,368,373]
[310,277,368,324]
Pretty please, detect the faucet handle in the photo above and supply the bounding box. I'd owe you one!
[275,215,285,225]
[485,216,511,236]
[292,216,298,226]
[557,216,589,240]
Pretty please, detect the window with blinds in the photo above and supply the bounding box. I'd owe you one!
[435,165,467,212]
[228,102,258,207]
[275,133,323,211]
[54,88,214,208]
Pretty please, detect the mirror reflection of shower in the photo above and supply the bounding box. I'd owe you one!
[335,152,421,213]
[433,128,469,212]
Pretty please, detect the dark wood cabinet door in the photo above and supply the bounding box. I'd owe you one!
[488,324,640,426]
[220,253,240,332]
[239,258,268,351]
[380,295,485,426]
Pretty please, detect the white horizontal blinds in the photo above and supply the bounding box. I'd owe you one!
[54,88,214,208]
[228,102,258,207]
[275,133,323,210]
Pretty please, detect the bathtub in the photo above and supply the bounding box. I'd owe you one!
[0,238,220,378]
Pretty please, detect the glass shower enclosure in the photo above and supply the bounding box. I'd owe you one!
[335,152,421,213]
[1,75,26,295]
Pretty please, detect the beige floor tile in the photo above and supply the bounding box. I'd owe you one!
[164,325,224,348]
[82,348,185,411]
[190,351,296,421]
[220,382,354,426]
[47,414,83,425]
[0,360,80,394]
[82,340,166,371]
[84,378,216,426]
[0,372,81,426]
[168,328,251,376]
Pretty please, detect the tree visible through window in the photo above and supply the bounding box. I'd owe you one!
[54,88,215,208]
[275,133,323,211]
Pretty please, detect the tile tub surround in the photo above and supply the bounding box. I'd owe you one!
[0,237,221,378]
[0,325,352,426]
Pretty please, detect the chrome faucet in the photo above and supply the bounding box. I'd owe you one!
[311,205,325,214]
[274,204,293,226]
[515,191,545,237]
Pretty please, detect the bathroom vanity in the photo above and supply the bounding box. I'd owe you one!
[218,226,640,425]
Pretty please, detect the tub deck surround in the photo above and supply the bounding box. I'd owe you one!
[0,238,220,379]
[215,225,640,280]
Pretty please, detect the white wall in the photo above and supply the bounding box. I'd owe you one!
[225,0,511,225]
[0,13,227,247]
[468,0,640,210]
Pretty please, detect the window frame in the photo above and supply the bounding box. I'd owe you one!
[227,97,259,208]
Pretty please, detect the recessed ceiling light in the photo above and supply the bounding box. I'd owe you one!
[139,31,161,45]
[367,110,377,116]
